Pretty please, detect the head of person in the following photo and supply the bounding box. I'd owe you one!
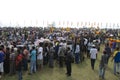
[6,47,10,52]
[32,46,35,50]
[39,42,43,47]
[92,45,96,48]
[45,43,48,47]
[67,47,71,51]
[116,47,119,51]
[17,48,21,55]
[103,51,107,54]
[105,43,109,47]
[23,46,27,49]
[0,46,2,51]
[11,47,14,53]
[1,45,4,50]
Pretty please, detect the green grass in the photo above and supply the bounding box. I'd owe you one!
[2,45,120,80]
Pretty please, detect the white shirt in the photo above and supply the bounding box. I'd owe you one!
[75,45,80,53]
[90,48,98,59]
[37,47,43,60]
[84,38,88,45]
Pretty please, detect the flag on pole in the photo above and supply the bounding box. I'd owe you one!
[77,22,79,27]
[89,22,90,26]
[101,22,102,27]
[36,20,38,27]
[43,21,44,25]
[94,22,96,26]
[71,22,73,26]
[97,23,99,29]
[97,23,99,26]
[63,21,65,26]
[67,21,69,26]
[59,21,61,25]
[113,23,115,28]
[117,23,119,28]
[24,20,25,27]
[81,22,83,26]
[91,23,93,28]
[109,23,111,28]
[106,23,108,28]
[47,21,49,25]
[85,22,87,26]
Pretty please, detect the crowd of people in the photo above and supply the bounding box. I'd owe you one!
[0,27,120,80]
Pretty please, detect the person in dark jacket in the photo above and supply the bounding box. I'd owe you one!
[58,45,65,68]
[49,43,55,68]
[104,43,111,64]
[4,47,10,74]
[99,51,108,79]
[65,47,72,76]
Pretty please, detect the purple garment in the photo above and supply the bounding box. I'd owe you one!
[0,51,4,63]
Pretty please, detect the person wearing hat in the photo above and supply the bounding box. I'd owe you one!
[90,45,98,70]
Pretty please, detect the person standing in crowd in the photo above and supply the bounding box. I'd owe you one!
[79,37,85,62]
[99,51,108,80]
[49,43,55,68]
[58,44,65,68]
[111,47,120,75]
[84,38,88,55]
[90,45,98,70]
[54,42,59,60]
[29,46,37,75]
[0,47,5,79]
[16,49,23,80]
[87,41,93,58]
[23,46,29,71]
[9,48,16,75]
[37,43,43,70]
[104,43,111,64]
[74,43,80,64]
[4,47,10,74]
[65,47,73,76]
[111,41,116,53]
[43,43,49,65]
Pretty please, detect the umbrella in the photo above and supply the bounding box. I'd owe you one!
[43,39,51,43]
[34,39,44,46]
[57,37,66,41]
[16,45,24,48]
[110,34,113,37]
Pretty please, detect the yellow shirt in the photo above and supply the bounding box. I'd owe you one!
[113,50,119,57]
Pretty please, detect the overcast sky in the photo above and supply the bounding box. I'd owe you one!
[0,0,120,28]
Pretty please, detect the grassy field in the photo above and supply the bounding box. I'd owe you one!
[2,45,120,80]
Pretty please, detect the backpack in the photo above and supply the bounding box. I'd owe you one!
[15,54,23,67]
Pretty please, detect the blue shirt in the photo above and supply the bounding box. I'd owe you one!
[30,49,36,61]
[0,51,4,63]
[112,42,116,49]
[114,52,120,63]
